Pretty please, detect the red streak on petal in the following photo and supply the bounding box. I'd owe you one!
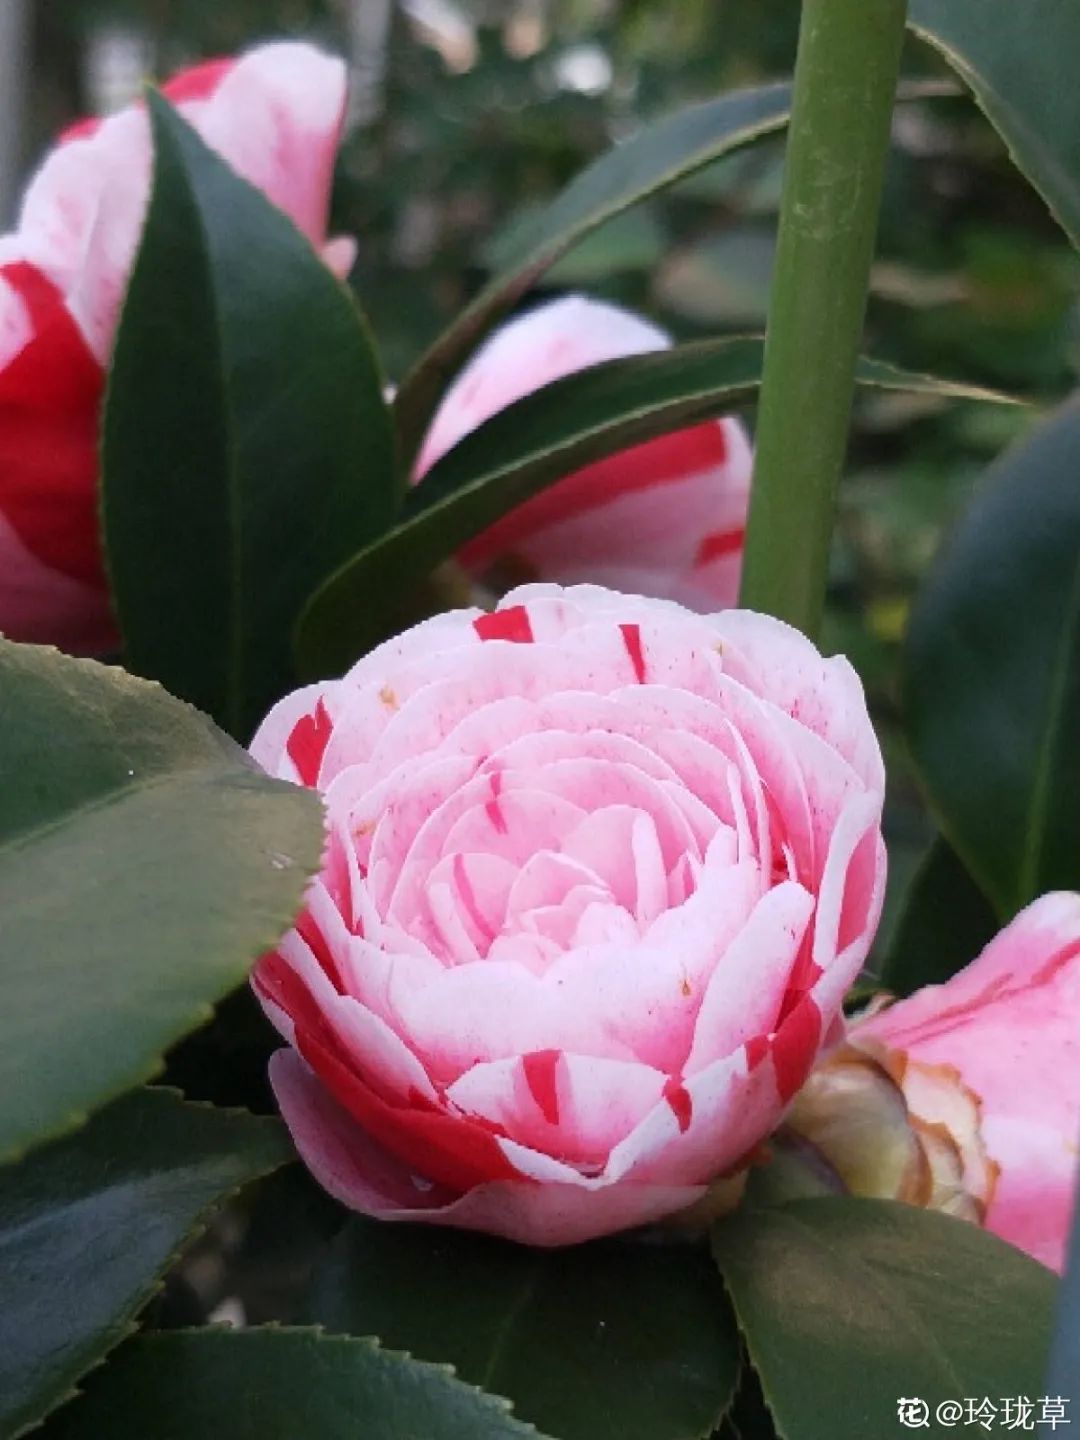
[473,605,534,643]
[254,950,337,1052]
[7,263,64,331]
[1033,937,1080,986]
[788,951,823,994]
[0,262,105,587]
[321,829,355,928]
[58,59,231,146]
[522,1050,561,1127]
[286,698,333,787]
[59,117,102,143]
[745,1035,770,1072]
[295,907,345,993]
[485,770,508,835]
[776,950,823,1028]
[772,994,821,1103]
[296,1027,521,1192]
[694,527,745,568]
[620,622,647,683]
[163,57,234,104]
[453,853,493,941]
[663,1076,693,1133]
[460,422,731,569]
[259,952,424,1114]
[882,939,1080,1051]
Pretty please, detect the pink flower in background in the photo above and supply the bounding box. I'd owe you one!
[415,296,753,610]
[852,892,1080,1271]
[251,584,886,1246]
[0,43,353,654]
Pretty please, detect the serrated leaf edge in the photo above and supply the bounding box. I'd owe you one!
[8,1093,295,1439]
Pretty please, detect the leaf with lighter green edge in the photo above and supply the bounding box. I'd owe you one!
[0,640,323,1163]
[909,0,1080,249]
[297,339,1021,679]
[310,1219,739,1440]
[391,80,955,460]
[44,1329,551,1440]
[104,92,396,739]
[905,398,1080,919]
[711,1199,1057,1440]
[715,1369,781,1440]
[878,835,999,996]
[0,1089,293,1440]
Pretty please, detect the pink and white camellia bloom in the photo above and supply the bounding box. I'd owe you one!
[786,892,1080,1271]
[414,296,754,611]
[0,42,353,655]
[250,584,886,1246]
[851,893,1080,1272]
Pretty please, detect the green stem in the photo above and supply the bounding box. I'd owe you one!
[738,0,907,635]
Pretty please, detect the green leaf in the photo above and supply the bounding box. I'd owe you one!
[546,208,667,284]
[877,836,999,996]
[391,84,794,458]
[392,80,954,461]
[44,1329,549,1440]
[104,92,396,740]
[310,1220,739,1440]
[410,336,760,517]
[0,1089,291,1439]
[716,1369,782,1440]
[0,640,322,1163]
[910,0,1080,249]
[298,341,1020,679]
[904,398,1080,918]
[711,1199,1057,1438]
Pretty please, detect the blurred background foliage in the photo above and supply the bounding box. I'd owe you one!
[11,0,1080,957]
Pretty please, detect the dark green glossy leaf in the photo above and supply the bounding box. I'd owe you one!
[104,93,396,739]
[407,349,1014,526]
[407,336,762,520]
[0,1089,291,1440]
[299,341,1019,679]
[0,640,322,1162]
[905,399,1080,918]
[878,836,999,996]
[910,0,1080,249]
[712,1198,1057,1438]
[1046,1182,1080,1402]
[45,1329,548,1440]
[310,1220,738,1440]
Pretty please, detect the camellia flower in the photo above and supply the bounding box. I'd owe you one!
[415,296,753,610]
[251,584,886,1246]
[0,42,353,654]
[783,892,1080,1271]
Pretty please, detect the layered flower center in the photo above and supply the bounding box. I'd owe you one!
[367,735,775,972]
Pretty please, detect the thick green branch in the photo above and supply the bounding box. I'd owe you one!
[739,0,908,635]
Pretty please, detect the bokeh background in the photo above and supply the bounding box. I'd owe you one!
[6,0,1079,960]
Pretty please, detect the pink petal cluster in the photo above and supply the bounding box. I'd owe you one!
[251,584,886,1246]
[416,296,753,611]
[854,892,1080,1271]
[0,43,352,654]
